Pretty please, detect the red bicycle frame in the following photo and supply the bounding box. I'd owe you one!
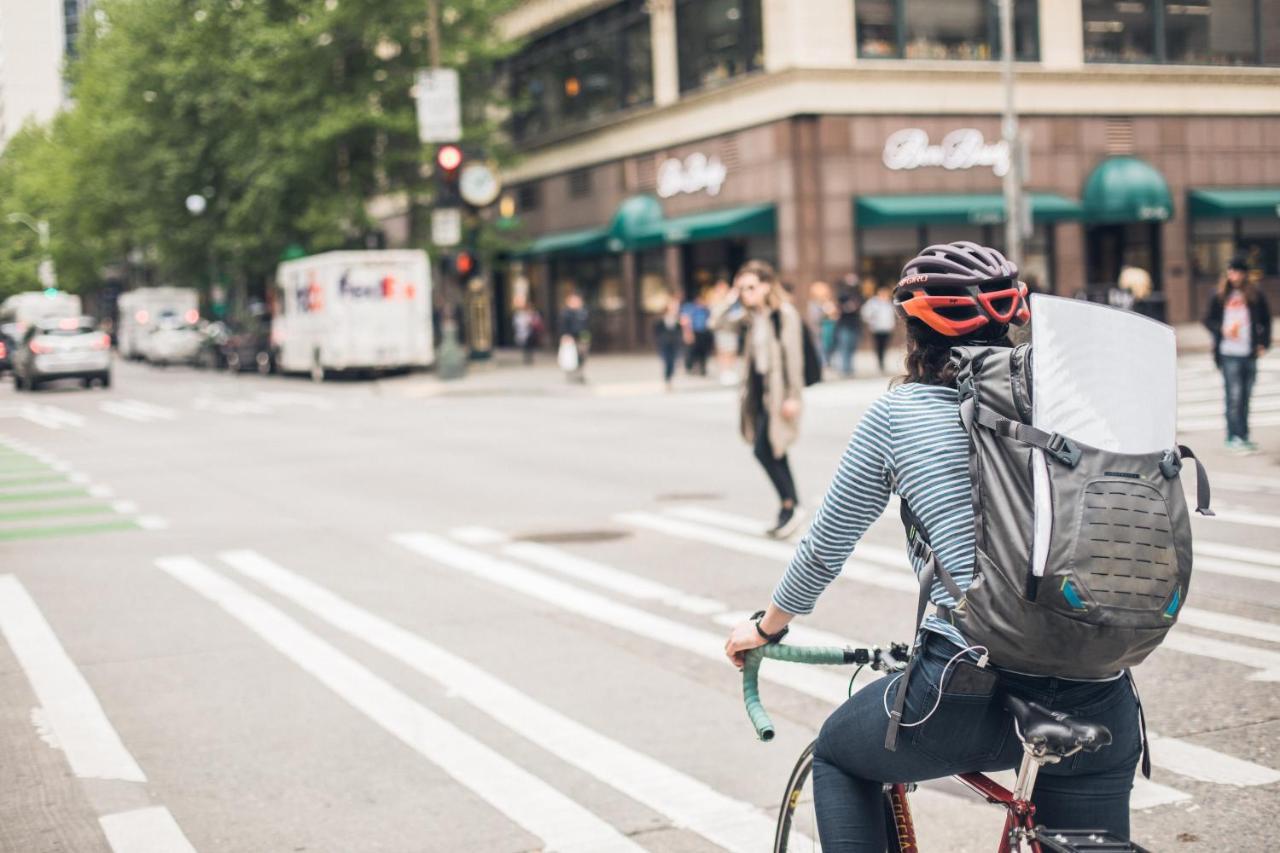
[887,771,1042,853]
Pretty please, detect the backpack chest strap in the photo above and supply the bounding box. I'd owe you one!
[971,404,1082,468]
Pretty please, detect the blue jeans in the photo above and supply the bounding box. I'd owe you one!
[1220,355,1258,441]
[834,326,861,376]
[812,634,1142,852]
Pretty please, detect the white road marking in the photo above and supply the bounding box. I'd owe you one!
[1176,607,1280,645]
[68,473,91,485]
[221,549,790,853]
[498,537,728,615]
[1191,555,1279,584]
[111,500,139,515]
[99,806,197,853]
[1206,473,1280,497]
[1160,631,1280,682]
[89,485,114,498]
[136,515,169,531]
[11,404,86,429]
[99,400,178,423]
[191,397,273,416]
[392,532,851,705]
[1179,413,1280,433]
[0,575,146,782]
[1196,541,1280,566]
[1202,506,1280,530]
[710,611,869,650]
[1179,397,1280,419]
[156,556,642,853]
[1148,731,1280,787]
[449,526,510,545]
[252,391,335,410]
[1130,777,1194,810]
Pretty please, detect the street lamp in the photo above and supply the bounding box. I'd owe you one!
[6,212,56,289]
[185,194,208,216]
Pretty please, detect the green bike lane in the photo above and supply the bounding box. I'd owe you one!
[0,446,141,542]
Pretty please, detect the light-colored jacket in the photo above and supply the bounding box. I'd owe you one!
[710,298,805,459]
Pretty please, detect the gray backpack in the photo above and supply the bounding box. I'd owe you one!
[905,343,1213,680]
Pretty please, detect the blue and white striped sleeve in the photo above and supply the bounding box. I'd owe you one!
[772,393,895,615]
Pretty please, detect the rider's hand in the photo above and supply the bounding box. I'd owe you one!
[781,398,801,422]
[724,619,767,670]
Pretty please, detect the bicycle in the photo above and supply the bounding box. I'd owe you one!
[742,643,1151,853]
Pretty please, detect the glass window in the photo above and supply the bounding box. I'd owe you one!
[1165,0,1257,65]
[859,0,1039,61]
[858,227,919,290]
[676,0,763,93]
[1190,218,1234,279]
[510,0,653,142]
[1083,0,1157,62]
[1240,217,1280,275]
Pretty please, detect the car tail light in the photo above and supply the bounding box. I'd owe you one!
[185,309,199,324]
[0,342,6,358]
[136,310,150,324]
[91,334,111,351]
[29,340,52,355]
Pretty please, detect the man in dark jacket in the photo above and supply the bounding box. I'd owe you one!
[558,292,590,383]
[1203,257,1272,451]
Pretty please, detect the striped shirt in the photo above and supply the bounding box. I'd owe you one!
[773,383,974,648]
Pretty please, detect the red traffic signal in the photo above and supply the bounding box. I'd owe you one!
[436,144,463,174]
[455,251,475,276]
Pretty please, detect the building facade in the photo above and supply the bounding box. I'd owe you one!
[0,0,89,151]
[497,0,1280,351]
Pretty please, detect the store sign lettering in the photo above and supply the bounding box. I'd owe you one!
[883,128,1010,178]
[657,152,727,198]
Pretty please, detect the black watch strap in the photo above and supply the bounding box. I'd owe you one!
[751,609,789,644]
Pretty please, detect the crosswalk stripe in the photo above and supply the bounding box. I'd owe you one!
[1160,632,1280,682]
[499,538,728,615]
[1147,732,1280,787]
[1176,607,1280,646]
[392,532,851,705]
[1191,555,1280,584]
[156,555,643,853]
[1206,473,1280,497]
[0,575,147,783]
[1196,541,1280,566]
[99,806,198,853]
[220,549,788,853]
[1203,506,1280,530]
[99,400,179,423]
[1179,413,1280,433]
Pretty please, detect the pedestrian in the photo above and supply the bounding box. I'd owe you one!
[833,274,864,377]
[654,295,683,390]
[680,291,712,376]
[1203,256,1272,452]
[710,278,741,386]
[806,281,838,370]
[511,295,541,365]
[558,291,590,384]
[860,281,896,373]
[710,259,806,538]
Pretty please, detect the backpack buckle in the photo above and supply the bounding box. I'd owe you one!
[1159,448,1182,480]
[1046,433,1081,467]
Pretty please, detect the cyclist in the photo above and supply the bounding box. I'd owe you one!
[724,242,1142,852]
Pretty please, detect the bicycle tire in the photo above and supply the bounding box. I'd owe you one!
[774,740,817,853]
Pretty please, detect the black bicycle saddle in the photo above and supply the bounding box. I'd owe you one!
[1004,694,1112,758]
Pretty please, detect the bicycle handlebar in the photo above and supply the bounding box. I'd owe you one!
[741,645,857,741]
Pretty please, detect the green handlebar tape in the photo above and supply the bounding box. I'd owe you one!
[742,645,851,741]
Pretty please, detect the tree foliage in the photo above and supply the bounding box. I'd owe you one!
[0,0,519,304]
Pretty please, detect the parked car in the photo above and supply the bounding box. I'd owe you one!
[222,311,274,374]
[140,317,203,366]
[0,323,19,375]
[194,321,231,370]
[11,316,112,391]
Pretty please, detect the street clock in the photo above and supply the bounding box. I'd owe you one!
[459,162,501,208]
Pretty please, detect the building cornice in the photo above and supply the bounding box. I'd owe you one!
[504,64,1280,183]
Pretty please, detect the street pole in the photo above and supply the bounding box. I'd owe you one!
[426,0,441,68]
[999,0,1024,270]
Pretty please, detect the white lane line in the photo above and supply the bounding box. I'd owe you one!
[221,550,787,853]
[1206,474,1280,497]
[1148,731,1280,787]
[99,806,197,853]
[391,533,850,706]
[1180,413,1280,433]
[1176,607,1280,646]
[1198,541,1280,565]
[111,501,139,515]
[709,611,870,650]
[89,485,114,498]
[99,401,179,423]
[1160,632,1280,682]
[1180,397,1280,419]
[136,515,169,531]
[0,575,146,782]
[1191,555,1280,584]
[449,526,510,546]
[499,538,727,616]
[156,556,641,853]
[19,405,85,429]
[620,511,917,594]
[1202,506,1280,530]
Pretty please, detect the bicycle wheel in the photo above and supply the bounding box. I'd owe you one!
[774,741,821,853]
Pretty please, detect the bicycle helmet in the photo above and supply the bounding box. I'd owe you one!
[893,241,1030,340]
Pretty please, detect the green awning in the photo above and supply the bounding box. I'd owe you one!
[664,204,776,243]
[523,226,611,257]
[1082,157,1173,223]
[607,194,665,251]
[854,193,1082,229]
[1188,188,1280,219]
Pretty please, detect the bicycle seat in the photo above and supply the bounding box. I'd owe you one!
[1004,695,1112,759]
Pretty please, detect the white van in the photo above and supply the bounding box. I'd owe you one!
[0,291,83,328]
[117,287,199,360]
[273,250,433,380]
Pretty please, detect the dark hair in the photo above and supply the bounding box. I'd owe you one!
[897,319,1011,388]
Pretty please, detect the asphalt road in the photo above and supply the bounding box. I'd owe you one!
[0,351,1277,853]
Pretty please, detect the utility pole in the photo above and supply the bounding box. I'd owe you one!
[426,0,441,68]
[999,0,1025,269]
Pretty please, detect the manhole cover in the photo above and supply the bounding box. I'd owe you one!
[515,529,632,544]
[654,492,724,503]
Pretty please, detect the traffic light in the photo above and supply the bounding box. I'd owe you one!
[454,250,476,278]
[435,144,464,204]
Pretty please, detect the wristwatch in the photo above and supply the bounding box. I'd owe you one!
[751,610,789,644]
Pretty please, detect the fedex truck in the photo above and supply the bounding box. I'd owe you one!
[273,250,433,380]
[116,287,200,359]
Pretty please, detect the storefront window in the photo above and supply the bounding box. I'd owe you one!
[676,0,763,92]
[1085,0,1271,64]
[859,223,1058,294]
[510,0,653,142]
[550,254,629,350]
[857,0,1039,60]
[1239,218,1280,275]
[858,227,919,290]
[1190,218,1235,279]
